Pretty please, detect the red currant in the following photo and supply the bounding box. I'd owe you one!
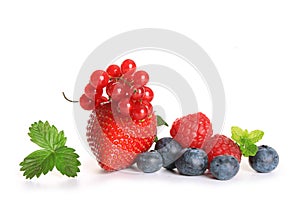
[106,64,122,78]
[84,84,95,99]
[111,82,125,101]
[130,103,148,120]
[133,70,149,87]
[118,98,133,116]
[90,70,109,88]
[121,59,136,75]
[131,87,144,101]
[106,81,116,97]
[121,84,132,98]
[79,94,94,110]
[142,86,154,102]
[142,101,153,114]
[122,73,134,85]
[84,84,103,100]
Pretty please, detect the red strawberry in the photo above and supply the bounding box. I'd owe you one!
[170,112,212,148]
[86,102,156,171]
[203,134,242,164]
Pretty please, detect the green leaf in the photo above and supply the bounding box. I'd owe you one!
[231,126,265,157]
[231,126,244,145]
[28,121,67,150]
[55,147,81,177]
[241,143,258,157]
[20,121,80,179]
[20,149,55,179]
[248,130,264,143]
[157,115,168,127]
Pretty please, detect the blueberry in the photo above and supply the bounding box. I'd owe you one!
[175,148,208,176]
[164,162,176,170]
[136,150,163,173]
[249,145,279,173]
[210,155,240,180]
[155,137,183,169]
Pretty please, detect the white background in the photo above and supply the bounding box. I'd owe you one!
[1,0,299,199]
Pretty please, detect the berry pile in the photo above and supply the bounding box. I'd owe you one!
[79,59,154,121]
[77,61,279,180]
[135,113,279,181]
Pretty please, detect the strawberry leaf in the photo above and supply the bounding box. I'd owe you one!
[28,121,66,150]
[55,147,81,177]
[20,121,80,179]
[157,115,168,127]
[20,149,55,179]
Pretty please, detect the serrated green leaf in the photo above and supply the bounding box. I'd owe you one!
[157,115,168,127]
[28,121,66,150]
[21,121,80,179]
[55,147,81,177]
[231,126,265,157]
[231,126,244,145]
[242,143,258,157]
[248,130,264,143]
[20,149,55,179]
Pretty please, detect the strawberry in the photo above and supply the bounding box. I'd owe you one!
[170,112,212,148]
[86,102,156,171]
[203,134,242,165]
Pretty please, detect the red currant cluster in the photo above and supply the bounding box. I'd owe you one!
[80,59,154,121]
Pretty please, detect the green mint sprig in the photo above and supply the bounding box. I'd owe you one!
[20,121,81,179]
[231,126,264,157]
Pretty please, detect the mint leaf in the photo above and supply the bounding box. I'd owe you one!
[241,143,258,157]
[55,147,80,177]
[248,130,264,143]
[231,126,244,145]
[20,149,55,179]
[28,121,66,150]
[231,126,264,157]
[157,115,168,127]
[20,121,80,179]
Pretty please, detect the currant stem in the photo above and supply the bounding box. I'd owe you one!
[62,92,79,103]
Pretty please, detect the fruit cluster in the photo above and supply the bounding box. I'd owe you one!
[79,59,154,121]
[78,60,279,180]
[136,113,279,180]
[80,59,157,171]
[136,136,241,180]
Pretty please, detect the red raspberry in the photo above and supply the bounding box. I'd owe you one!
[204,134,242,165]
[170,112,212,148]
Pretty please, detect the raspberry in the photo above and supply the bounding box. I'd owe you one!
[170,112,212,148]
[204,134,242,165]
